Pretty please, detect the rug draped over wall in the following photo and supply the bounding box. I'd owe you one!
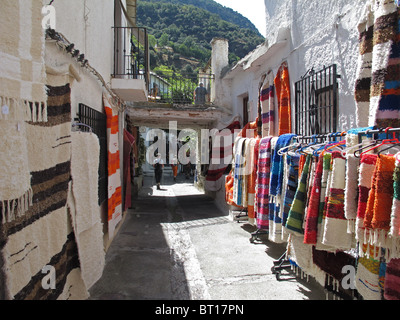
[103,94,122,239]
[0,82,89,300]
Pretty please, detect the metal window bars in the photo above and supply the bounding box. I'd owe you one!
[295,64,340,137]
[78,103,108,206]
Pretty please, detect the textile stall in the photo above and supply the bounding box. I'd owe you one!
[226,125,400,299]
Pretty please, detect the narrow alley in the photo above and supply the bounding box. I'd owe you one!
[89,172,326,301]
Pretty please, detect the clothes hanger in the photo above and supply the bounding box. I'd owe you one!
[324,132,346,153]
[354,129,384,158]
[359,127,400,157]
[341,129,375,157]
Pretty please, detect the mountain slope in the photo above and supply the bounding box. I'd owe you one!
[137,0,265,70]
[140,0,262,35]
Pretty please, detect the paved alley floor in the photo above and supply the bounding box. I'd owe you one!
[89,173,326,301]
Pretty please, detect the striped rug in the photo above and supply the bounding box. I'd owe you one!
[103,94,122,239]
[1,83,88,299]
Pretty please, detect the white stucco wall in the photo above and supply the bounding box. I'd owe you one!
[222,0,368,133]
[50,0,119,87]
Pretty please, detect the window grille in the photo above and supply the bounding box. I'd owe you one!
[294,64,340,136]
[78,104,108,205]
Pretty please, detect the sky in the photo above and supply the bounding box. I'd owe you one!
[213,0,266,37]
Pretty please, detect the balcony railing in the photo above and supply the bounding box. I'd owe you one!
[112,26,149,87]
[149,70,215,105]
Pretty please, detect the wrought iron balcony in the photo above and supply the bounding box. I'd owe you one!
[148,70,215,106]
[112,26,149,87]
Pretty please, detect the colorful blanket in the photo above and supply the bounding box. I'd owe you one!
[384,258,400,300]
[255,137,273,229]
[260,71,275,137]
[322,151,352,250]
[355,0,400,127]
[274,62,292,135]
[285,154,312,236]
[104,94,122,239]
[247,138,261,221]
[205,119,241,191]
[356,154,378,248]
[304,155,324,244]
[281,154,300,237]
[364,154,395,250]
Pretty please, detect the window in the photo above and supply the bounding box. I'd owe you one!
[294,64,340,136]
[243,96,249,126]
[78,104,108,205]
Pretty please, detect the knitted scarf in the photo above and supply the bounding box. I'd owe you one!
[304,155,324,244]
[322,151,352,250]
[364,154,395,250]
[274,62,292,135]
[241,138,251,207]
[256,137,273,230]
[260,71,275,137]
[285,154,312,236]
[344,154,360,233]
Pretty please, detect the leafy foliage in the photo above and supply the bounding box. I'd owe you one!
[137,0,265,71]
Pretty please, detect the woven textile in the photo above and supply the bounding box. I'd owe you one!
[356,154,378,244]
[268,134,296,242]
[255,137,273,229]
[304,155,324,244]
[69,131,105,290]
[370,2,400,128]
[1,83,88,300]
[384,258,400,300]
[233,137,245,207]
[274,63,292,135]
[390,152,400,237]
[205,119,241,191]
[104,94,122,239]
[316,153,333,250]
[355,1,374,127]
[123,129,135,211]
[0,1,47,122]
[356,248,382,300]
[247,138,261,220]
[344,154,360,233]
[285,154,312,236]
[260,71,275,136]
[322,151,352,250]
[364,154,395,243]
[282,154,300,235]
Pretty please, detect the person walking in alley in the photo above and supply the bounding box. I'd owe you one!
[194,82,208,105]
[153,153,164,190]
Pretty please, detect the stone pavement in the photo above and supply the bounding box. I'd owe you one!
[89,173,326,300]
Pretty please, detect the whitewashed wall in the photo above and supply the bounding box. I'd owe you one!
[220,0,368,134]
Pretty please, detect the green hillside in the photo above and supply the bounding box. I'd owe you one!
[137,0,265,73]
